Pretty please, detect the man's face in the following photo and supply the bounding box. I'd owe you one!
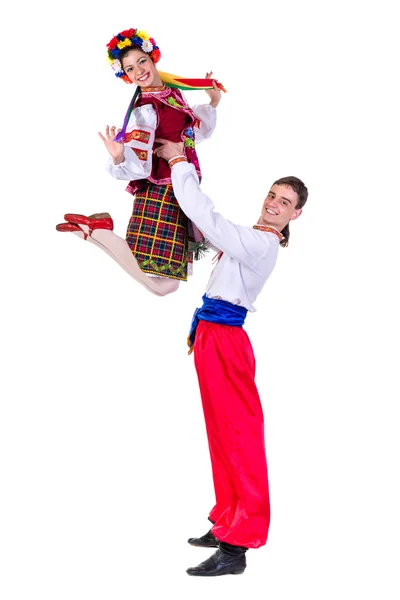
[259,184,302,230]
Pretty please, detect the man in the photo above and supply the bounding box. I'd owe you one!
[155,139,308,576]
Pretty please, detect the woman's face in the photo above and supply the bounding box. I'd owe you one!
[121,49,163,87]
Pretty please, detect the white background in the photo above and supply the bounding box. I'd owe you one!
[1,1,399,598]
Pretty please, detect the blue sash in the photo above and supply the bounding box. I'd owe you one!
[188,294,248,352]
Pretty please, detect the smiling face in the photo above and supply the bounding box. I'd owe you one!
[121,48,163,87]
[259,184,302,231]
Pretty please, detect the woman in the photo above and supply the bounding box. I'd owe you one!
[56,28,223,296]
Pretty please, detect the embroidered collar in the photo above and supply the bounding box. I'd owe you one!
[140,85,191,113]
[253,225,284,240]
[141,84,167,94]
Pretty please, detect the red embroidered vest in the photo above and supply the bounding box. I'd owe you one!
[127,87,201,195]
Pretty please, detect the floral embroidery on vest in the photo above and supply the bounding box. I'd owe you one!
[167,96,185,109]
[184,126,196,149]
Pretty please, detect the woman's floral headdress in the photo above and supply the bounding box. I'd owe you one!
[106,28,227,93]
[107,27,227,144]
[107,28,161,84]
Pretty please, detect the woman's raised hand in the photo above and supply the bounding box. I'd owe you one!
[98,126,125,164]
[205,71,221,108]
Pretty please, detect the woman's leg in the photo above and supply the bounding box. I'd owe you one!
[71,226,180,296]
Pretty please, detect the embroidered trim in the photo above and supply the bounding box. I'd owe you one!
[167,96,185,109]
[141,84,166,93]
[125,129,151,143]
[184,138,195,148]
[193,118,201,129]
[139,258,187,278]
[183,126,196,149]
[167,154,186,163]
[184,126,194,139]
[253,225,283,240]
[131,147,148,161]
[125,163,202,193]
[140,87,194,117]
[169,156,188,168]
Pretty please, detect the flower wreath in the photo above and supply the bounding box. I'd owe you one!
[107,28,161,84]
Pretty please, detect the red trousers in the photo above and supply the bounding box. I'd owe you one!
[194,320,270,548]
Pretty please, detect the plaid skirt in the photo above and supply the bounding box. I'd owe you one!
[126,183,189,281]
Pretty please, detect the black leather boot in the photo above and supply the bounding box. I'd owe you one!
[187,529,219,548]
[186,543,247,577]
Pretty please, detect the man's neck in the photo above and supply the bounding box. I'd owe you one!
[256,220,282,234]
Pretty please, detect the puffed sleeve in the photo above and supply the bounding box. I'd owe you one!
[106,104,157,180]
[191,104,217,143]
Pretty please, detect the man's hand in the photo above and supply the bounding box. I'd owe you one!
[154,138,185,162]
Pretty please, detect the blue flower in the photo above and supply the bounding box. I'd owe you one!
[131,36,143,47]
[185,127,194,138]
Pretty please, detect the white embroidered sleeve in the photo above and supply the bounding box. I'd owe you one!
[171,163,272,270]
[106,104,157,181]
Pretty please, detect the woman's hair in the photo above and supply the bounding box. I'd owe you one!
[119,46,154,73]
[273,176,308,247]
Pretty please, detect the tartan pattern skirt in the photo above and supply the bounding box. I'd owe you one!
[125,183,189,280]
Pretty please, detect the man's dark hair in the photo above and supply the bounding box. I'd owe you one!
[273,176,308,247]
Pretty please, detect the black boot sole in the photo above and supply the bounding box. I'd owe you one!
[186,566,245,576]
[188,540,219,548]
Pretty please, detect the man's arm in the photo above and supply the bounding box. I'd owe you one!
[170,162,271,271]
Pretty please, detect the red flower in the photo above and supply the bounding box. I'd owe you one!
[149,37,156,46]
[120,28,135,39]
[121,74,132,84]
[107,36,119,50]
[151,48,161,63]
